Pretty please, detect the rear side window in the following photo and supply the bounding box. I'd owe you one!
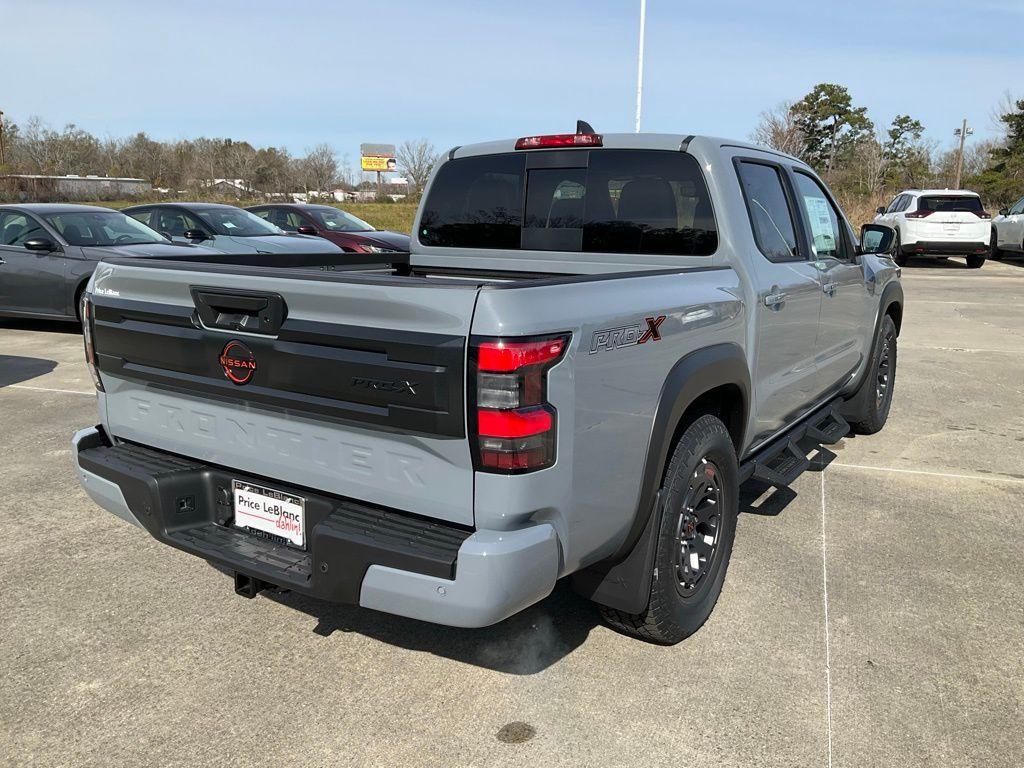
[918,195,983,214]
[127,208,154,227]
[418,150,717,256]
[735,161,799,262]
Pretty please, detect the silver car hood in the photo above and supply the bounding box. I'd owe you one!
[222,234,341,253]
[84,242,222,259]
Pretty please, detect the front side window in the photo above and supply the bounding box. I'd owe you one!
[0,212,47,246]
[885,196,902,214]
[419,150,717,256]
[194,207,283,237]
[155,208,205,237]
[1008,197,1024,215]
[793,172,849,261]
[41,210,165,246]
[736,161,799,262]
[309,207,374,232]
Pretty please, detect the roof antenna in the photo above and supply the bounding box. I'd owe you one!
[576,120,596,135]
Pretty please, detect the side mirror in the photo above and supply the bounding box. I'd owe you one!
[875,207,886,215]
[296,225,318,236]
[24,237,58,252]
[858,224,897,256]
[998,208,1009,216]
[183,229,209,241]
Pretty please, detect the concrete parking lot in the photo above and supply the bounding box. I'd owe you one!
[1,259,1022,768]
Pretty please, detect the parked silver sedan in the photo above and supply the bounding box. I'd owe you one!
[0,204,218,322]
[123,202,343,255]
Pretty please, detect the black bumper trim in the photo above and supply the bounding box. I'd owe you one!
[77,430,473,603]
[901,241,988,255]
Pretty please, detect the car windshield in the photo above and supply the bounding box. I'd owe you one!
[308,207,374,232]
[919,195,983,214]
[41,210,166,247]
[194,207,283,237]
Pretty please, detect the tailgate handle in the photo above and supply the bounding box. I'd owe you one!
[191,287,287,334]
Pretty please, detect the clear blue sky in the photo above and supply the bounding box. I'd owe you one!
[3,0,1018,166]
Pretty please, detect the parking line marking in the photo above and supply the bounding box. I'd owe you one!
[901,345,1024,354]
[832,462,1024,485]
[8,384,94,396]
[820,470,834,768]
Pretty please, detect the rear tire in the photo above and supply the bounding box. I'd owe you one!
[844,314,897,435]
[966,254,986,269]
[599,415,739,645]
[990,229,1005,260]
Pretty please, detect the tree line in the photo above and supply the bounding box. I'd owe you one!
[750,83,1024,209]
[0,116,441,197]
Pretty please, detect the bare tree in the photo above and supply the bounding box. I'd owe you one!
[749,102,805,158]
[298,143,339,195]
[396,139,441,191]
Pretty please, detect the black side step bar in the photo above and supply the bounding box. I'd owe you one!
[740,400,849,488]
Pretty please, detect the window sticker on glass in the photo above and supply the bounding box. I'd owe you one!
[803,195,836,255]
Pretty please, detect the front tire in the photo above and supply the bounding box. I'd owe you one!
[600,415,739,644]
[893,232,908,267]
[844,314,897,435]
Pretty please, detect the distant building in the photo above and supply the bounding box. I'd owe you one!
[0,174,152,201]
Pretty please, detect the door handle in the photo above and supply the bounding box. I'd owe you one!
[763,292,787,308]
[822,282,838,296]
[0,256,5,265]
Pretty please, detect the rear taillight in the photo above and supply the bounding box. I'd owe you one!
[80,295,103,392]
[471,334,569,473]
[905,210,932,219]
[977,211,992,219]
[514,133,602,150]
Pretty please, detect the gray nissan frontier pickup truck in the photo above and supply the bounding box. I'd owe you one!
[73,126,903,644]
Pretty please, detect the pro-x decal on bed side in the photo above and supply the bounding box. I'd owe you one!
[590,315,666,354]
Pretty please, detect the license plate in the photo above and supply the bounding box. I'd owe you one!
[943,222,960,232]
[232,480,306,548]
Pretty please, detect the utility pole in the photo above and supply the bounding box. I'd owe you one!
[634,0,646,133]
[0,110,6,168]
[953,118,973,189]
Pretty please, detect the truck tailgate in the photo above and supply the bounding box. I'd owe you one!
[88,261,479,526]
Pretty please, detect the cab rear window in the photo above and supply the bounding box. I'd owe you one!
[918,196,983,213]
[419,150,717,256]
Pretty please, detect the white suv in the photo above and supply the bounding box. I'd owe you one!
[991,195,1024,259]
[874,189,991,268]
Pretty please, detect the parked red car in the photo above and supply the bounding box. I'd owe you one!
[247,203,410,254]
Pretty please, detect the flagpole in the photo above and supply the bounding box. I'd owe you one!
[635,0,646,133]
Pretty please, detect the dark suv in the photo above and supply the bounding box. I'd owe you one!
[247,203,410,254]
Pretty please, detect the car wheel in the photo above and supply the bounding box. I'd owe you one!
[966,254,986,269]
[990,228,1004,260]
[844,314,897,435]
[599,414,739,644]
[892,232,908,267]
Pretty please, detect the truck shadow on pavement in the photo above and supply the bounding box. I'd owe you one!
[0,318,81,334]
[0,355,58,388]
[266,579,601,675]
[259,445,845,674]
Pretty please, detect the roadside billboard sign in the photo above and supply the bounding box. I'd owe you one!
[360,143,396,173]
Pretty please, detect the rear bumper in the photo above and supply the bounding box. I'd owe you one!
[72,427,559,628]
[900,240,988,255]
